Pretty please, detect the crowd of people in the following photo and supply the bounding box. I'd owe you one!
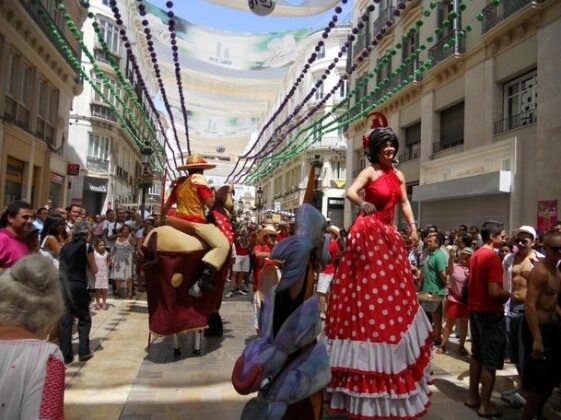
[1,126,561,419]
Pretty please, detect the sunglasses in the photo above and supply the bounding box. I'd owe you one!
[515,238,531,245]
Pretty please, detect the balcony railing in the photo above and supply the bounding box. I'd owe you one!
[399,60,424,84]
[353,30,371,59]
[494,109,537,134]
[398,145,420,163]
[428,30,465,68]
[87,157,110,172]
[481,0,535,33]
[433,137,464,154]
[372,6,395,38]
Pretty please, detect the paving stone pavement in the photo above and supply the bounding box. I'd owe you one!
[62,289,561,420]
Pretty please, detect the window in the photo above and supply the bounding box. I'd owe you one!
[96,16,120,54]
[40,0,65,31]
[91,104,116,121]
[376,58,392,86]
[317,44,326,59]
[355,73,369,105]
[88,133,110,161]
[37,80,58,145]
[314,78,324,100]
[402,122,420,162]
[92,75,121,109]
[339,79,348,98]
[94,49,119,66]
[4,53,33,129]
[437,102,464,152]
[437,0,455,39]
[496,70,537,133]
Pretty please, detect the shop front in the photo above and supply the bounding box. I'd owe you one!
[82,176,108,216]
[49,172,65,209]
[4,157,24,204]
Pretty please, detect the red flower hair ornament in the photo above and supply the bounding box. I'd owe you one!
[362,112,388,150]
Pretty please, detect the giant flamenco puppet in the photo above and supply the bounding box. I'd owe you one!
[141,155,234,354]
[231,163,333,420]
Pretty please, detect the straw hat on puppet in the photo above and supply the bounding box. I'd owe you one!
[258,225,279,243]
[177,154,216,171]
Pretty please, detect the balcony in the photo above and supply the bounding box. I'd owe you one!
[91,104,117,122]
[432,137,464,154]
[481,0,536,33]
[19,0,81,71]
[398,144,420,163]
[494,109,537,135]
[353,30,371,60]
[372,6,395,38]
[428,30,465,68]
[87,157,110,172]
[399,60,424,84]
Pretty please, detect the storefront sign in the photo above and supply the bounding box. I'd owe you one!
[6,157,24,183]
[49,172,64,184]
[67,163,80,176]
[85,177,108,193]
[537,200,558,233]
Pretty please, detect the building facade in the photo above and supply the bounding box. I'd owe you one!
[67,0,164,216]
[344,0,561,232]
[254,23,351,229]
[0,0,88,209]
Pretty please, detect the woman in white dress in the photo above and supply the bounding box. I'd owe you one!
[110,224,136,299]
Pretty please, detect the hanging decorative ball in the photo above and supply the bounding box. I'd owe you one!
[248,0,276,16]
[216,144,225,154]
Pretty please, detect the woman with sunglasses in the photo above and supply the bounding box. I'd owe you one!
[501,225,544,409]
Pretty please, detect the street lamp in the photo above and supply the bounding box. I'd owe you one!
[140,143,153,220]
[312,155,324,211]
[238,198,244,216]
[256,186,263,224]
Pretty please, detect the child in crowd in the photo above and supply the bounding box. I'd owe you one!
[437,247,473,355]
[94,239,110,310]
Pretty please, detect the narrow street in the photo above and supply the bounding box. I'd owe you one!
[62,290,553,420]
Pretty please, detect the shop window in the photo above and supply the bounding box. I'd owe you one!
[314,77,324,100]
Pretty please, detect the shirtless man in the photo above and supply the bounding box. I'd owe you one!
[501,226,543,408]
[521,230,561,420]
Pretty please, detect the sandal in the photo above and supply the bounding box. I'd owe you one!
[477,406,503,418]
[458,347,469,356]
[435,346,447,355]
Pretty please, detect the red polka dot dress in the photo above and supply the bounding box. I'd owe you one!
[324,167,433,419]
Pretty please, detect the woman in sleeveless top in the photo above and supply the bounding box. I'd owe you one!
[110,224,136,299]
[40,213,68,266]
[324,127,433,419]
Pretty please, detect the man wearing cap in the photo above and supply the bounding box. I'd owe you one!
[0,200,33,271]
[317,225,341,320]
[161,155,230,296]
[501,225,543,408]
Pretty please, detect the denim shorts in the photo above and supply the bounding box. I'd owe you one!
[470,311,506,370]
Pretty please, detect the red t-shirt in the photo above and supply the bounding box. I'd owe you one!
[321,239,339,275]
[468,247,504,313]
[253,244,274,291]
